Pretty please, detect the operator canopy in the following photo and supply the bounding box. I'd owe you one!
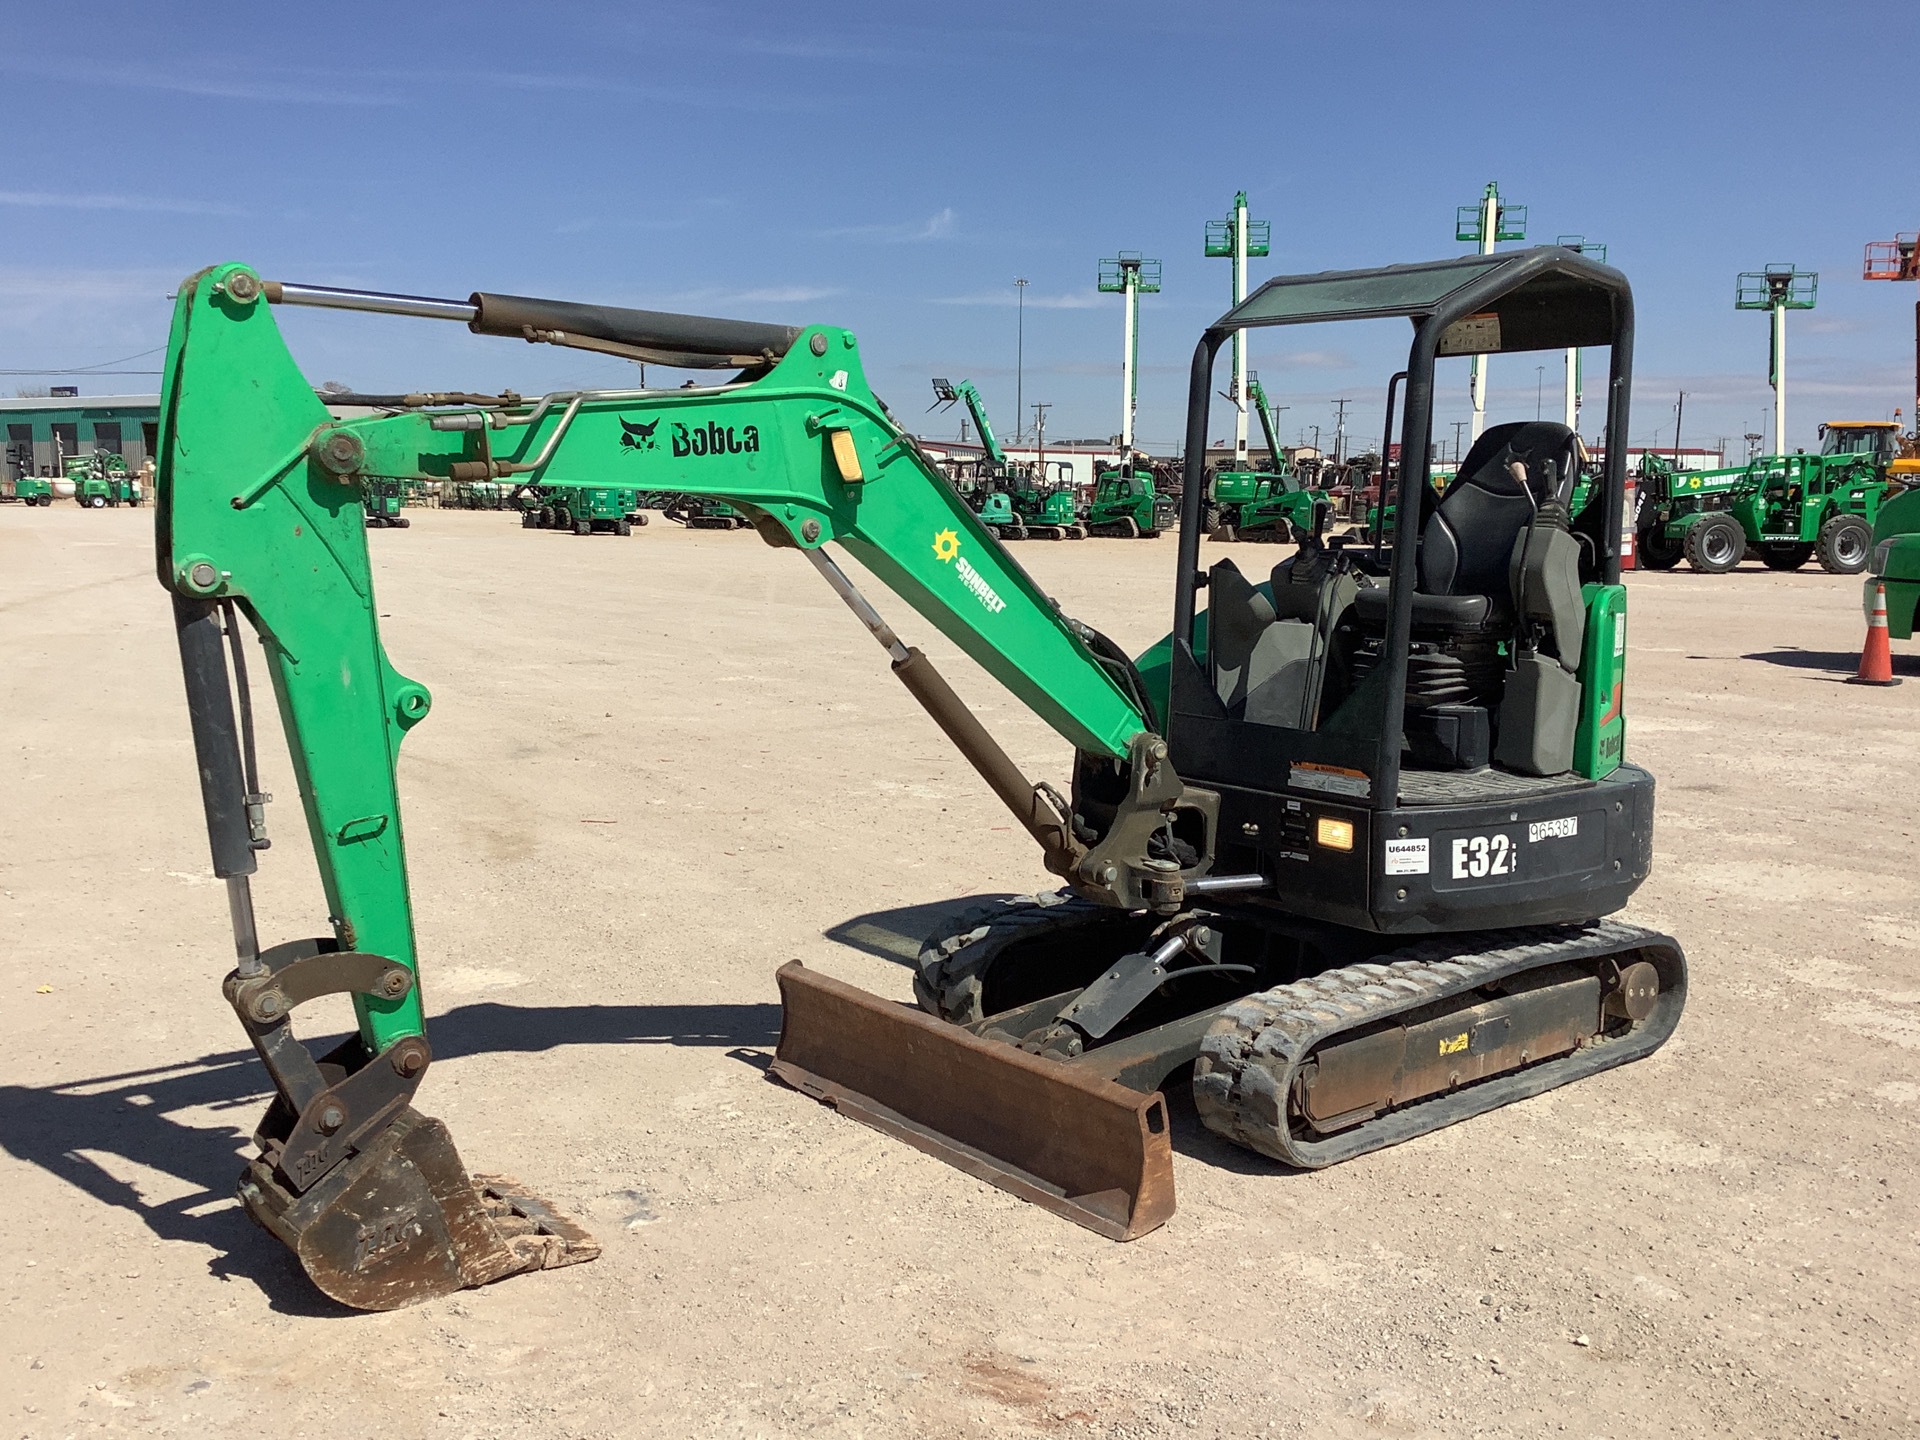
[1212,246,1626,355]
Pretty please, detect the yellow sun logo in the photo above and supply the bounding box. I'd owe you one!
[932,528,960,563]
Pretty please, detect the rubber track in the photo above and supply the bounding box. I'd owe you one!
[914,891,1157,1025]
[1192,920,1686,1168]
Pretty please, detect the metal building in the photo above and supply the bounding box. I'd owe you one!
[0,392,161,480]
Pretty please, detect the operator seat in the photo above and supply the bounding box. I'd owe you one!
[1353,421,1579,632]
[1351,421,1587,774]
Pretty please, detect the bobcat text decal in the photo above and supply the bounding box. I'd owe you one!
[672,420,762,457]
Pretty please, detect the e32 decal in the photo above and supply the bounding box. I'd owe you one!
[1450,833,1516,880]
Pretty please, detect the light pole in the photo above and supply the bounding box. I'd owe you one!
[1014,277,1028,444]
[1205,191,1271,465]
[1553,237,1605,435]
[1098,252,1161,457]
[1736,264,1816,454]
[1535,365,1545,421]
[1456,181,1526,441]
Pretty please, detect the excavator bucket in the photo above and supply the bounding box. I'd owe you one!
[771,962,1175,1241]
[238,1107,599,1312]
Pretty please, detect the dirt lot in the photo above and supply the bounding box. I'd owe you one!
[3,505,1916,1439]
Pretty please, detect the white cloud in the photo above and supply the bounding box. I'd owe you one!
[932,289,1103,310]
[818,208,957,243]
[0,191,241,217]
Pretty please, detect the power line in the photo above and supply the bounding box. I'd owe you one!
[0,344,166,377]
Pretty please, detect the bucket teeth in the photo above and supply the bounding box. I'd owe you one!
[238,1106,598,1311]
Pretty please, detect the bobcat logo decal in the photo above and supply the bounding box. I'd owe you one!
[619,418,660,453]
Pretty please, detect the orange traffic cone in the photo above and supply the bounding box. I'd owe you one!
[1849,580,1902,687]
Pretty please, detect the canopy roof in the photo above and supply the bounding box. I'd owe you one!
[1213,247,1626,354]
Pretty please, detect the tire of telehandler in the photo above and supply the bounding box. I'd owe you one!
[1637,527,1684,570]
[1816,515,1872,575]
[615,517,632,537]
[1683,514,1746,573]
[1760,542,1813,572]
[573,518,592,536]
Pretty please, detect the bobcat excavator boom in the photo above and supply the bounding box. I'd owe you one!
[156,266,1215,1307]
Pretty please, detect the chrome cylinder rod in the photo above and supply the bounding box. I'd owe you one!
[805,546,911,664]
[227,875,263,978]
[264,281,478,324]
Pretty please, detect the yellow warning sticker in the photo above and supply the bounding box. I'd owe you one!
[1438,1033,1469,1056]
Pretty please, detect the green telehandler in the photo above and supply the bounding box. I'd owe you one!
[1634,421,1903,574]
[156,253,1682,1311]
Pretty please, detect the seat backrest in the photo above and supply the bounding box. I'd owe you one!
[1207,559,1275,708]
[1419,421,1577,600]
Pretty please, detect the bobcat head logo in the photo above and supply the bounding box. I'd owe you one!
[619,418,659,453]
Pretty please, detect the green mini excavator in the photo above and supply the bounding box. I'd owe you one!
[156,248,1683,1311]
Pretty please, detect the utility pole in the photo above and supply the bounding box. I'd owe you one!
[1457,182,1526,441]
[1031,402,1051,477]
[1310,423,1321,453]
[1451,420,1469,463]
[1014,277,1028,444]
[1205,191,1270,465]
[1535,366,1545,421]
[1863,231,1920,433]
[1736,264,1816,454]
[1098,252,1162,456]
[1331,398,1352,463]
[1672,392,1686,464]
[1554,237,1606,435]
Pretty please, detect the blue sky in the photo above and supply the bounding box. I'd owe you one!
[3,0,1913,458]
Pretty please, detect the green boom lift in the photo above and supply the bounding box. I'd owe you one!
[156,254,1682,1311]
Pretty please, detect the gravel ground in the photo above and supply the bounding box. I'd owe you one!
[2,505,1916,1439]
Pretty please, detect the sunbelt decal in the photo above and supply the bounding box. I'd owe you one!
[932,529,1007,615]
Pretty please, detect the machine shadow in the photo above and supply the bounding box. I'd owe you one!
[823,894,1023,968]
[0,1000,780,1313]
[1743,647,1920,678]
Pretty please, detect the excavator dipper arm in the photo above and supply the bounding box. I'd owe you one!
[156,265,1212,1306]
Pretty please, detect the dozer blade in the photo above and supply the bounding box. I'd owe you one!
[771,961,1175,1241]
[238,1106,600,1311]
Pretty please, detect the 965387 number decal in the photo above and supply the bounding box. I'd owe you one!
[1450,833,1515,879]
